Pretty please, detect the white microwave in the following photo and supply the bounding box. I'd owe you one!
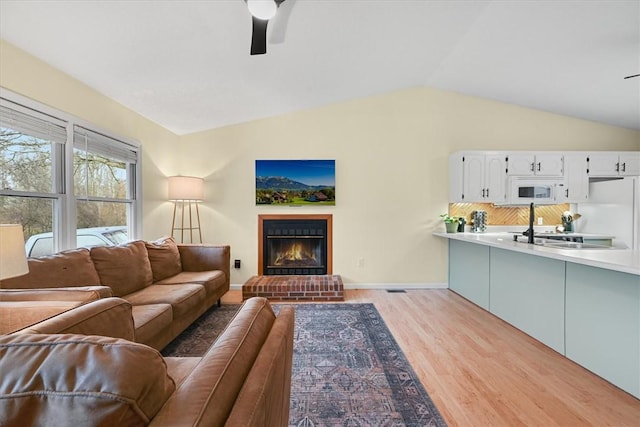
[508,178,562,205]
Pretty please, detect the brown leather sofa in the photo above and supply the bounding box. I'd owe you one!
[0,237,230,350]
[0,297,295,427]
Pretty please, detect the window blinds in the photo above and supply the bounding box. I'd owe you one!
[0,101,67,144]
[73,125,138,163]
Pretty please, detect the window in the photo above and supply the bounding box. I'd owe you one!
[0,91,140,256]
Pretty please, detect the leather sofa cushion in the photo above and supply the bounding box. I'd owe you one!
[154,271,226,298]
[0,248,100,289]
[145,237,182,282]
[0,333,175,427]
[91,241,153,296]
[126,284,205,320]
[131,303,173,347]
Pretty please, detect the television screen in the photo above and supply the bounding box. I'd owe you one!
[256,160,336,206]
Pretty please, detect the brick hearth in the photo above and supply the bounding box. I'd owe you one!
[242,275,344,302]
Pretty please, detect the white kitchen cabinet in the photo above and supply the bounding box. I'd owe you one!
[489,248,566,354]
[557,153,589,202]
[507,153,564,176]
[448,240,490,310]
[588,152,640,177]
[451,153,506,203]
[565,263,639,398]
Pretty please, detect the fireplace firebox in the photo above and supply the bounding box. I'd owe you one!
[258,214,332,275]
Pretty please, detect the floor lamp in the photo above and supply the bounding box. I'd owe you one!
[168,176,204,243]
[0,224,29,281]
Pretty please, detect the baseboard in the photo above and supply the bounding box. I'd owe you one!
[231,282,448,291]
[343,282,448,290]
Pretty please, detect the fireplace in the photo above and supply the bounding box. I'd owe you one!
[258,214,332,275]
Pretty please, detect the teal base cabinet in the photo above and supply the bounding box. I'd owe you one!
[565,263,640,398]
[448,240,490,310]
[446,238,640,398]
[489,248,566,354]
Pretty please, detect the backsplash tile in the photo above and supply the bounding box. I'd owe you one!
[450,203,570,226]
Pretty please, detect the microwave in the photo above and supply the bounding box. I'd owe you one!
[508,178,563,205]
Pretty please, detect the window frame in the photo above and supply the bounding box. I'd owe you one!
[0,88,142,253]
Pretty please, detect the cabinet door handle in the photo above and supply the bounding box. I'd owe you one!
[530,162,535,172]
[616,162,620,172]
[565,189,569,197]
[537,162,541,172]
[482,188,486,197]
[622,162,626,172]
[486,188,490,197]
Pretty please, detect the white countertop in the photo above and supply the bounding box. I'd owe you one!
[434,232,640,276]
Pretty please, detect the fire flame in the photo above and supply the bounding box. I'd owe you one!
[274,243,316,265]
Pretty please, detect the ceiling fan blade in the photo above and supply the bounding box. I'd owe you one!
[623,74,640,79]
[251,16,269,55]
[270,0,295,44]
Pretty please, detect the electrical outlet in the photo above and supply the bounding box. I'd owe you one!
[357,257,365,267]
[537,217,543,225]
[234,259,241,269]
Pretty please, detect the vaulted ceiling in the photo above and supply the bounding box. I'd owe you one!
[1,0,638,135]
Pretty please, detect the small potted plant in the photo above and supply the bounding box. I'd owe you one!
[440,213,460,233]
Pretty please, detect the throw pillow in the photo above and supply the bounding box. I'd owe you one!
[145,236,182,282]
[90,241,153,296]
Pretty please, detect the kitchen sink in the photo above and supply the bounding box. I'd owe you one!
[510,235,618,249]
[540,241,615,250]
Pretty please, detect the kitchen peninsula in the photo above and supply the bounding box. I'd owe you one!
[435,231,640,399]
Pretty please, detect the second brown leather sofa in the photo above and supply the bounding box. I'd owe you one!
[0,237,230,350]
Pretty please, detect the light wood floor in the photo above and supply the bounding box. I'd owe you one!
[222,289,640,426]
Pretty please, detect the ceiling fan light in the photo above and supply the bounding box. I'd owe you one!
[247,0,277,20]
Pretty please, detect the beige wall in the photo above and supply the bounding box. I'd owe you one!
[3,40,639,286]
[0,40,180,239]
[177,88,639,286]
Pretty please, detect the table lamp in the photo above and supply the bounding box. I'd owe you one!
[0,224,29,280]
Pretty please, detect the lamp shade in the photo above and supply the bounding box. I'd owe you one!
[0,224,29,280]
[168,176,204,201]
[247,0,277,20]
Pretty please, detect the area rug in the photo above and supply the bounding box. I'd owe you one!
[162,303,447,427]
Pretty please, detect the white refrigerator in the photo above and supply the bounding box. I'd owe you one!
[576,176,639,250]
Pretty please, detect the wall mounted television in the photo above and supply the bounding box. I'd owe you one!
[255,160,336,206]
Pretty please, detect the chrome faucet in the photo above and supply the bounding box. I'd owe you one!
[523,202,535,244]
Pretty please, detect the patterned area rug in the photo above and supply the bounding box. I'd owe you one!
[162,303,447,427]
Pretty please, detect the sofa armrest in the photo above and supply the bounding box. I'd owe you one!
[150,297,276,426]
[178,244,230,281]
[13,297,135,341]
[226,306,295,427]
[0,286,112,302]
[0,300,86,334]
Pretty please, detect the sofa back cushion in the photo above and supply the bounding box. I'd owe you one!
[91,241,153,296]
[0,248,101,289]
[145,237,182,282]
[0,333,175,427]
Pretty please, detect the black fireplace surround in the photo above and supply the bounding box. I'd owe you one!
[262,219,328,275]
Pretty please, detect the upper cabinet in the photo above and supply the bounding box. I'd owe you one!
[507,153,564,176]
[587,152,640,177]
[449,153,506,203]
[450,151,638,204]
[557,154,589,202]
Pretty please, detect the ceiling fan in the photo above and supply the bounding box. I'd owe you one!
[245,0,295,55]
